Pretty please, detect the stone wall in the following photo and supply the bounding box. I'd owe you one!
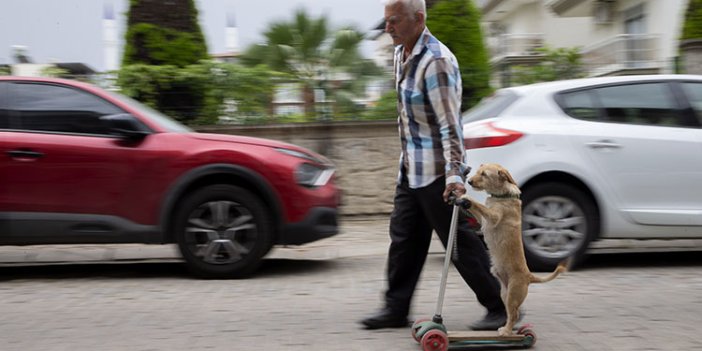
[197,121,400,216]
[680,39,702,74]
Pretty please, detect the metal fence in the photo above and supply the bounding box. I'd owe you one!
[581,34,661,76]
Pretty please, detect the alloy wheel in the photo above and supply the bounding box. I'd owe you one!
[183,200,258,265]
[522,195,587,259]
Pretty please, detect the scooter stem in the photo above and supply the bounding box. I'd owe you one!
[433,204,460,324]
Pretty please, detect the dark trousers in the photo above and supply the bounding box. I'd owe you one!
[384,176,504,316]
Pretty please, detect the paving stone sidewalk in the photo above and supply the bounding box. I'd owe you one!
[0,216,700,351]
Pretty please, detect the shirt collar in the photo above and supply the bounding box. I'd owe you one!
[400,27,430,61]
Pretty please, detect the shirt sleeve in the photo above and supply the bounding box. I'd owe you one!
[424,58,465,185]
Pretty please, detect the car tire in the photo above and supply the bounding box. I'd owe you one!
[174,184,273,278]
[521,182,598,272]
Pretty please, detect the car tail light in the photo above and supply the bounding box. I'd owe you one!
[465,215,480,229]
[463,122,523,149]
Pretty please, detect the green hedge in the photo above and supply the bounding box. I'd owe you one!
[682,0,702,40]
[117,61,278,125]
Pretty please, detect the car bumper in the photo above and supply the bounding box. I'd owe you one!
[278,207,339,245]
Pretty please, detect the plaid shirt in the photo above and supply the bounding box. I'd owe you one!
[394,28,466,188]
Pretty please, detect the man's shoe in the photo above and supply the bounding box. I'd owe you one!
[360,308,409,330]
[469,309,525,331]
[469,311,506,331]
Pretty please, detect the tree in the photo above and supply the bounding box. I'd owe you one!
[241,9,381,119]
[680,0,702,74]
[122,0,208,67]
[426,0,491,111]
[681,0,702,41]
[119,0,209,123]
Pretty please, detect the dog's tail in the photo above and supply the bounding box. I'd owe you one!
[529,259,570,284]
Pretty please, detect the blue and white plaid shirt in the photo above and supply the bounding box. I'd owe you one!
[394,28,466,189]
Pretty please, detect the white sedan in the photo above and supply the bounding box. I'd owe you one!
[462,75,702,270]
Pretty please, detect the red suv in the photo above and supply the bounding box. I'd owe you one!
[0,76,340,278]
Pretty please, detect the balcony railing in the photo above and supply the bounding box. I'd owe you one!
[581,34,661,76]
[546,0,591,17]
[489,33,545,62]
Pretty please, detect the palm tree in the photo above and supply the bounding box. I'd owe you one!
[242,9,381,119]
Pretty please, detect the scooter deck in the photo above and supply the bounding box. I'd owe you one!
[413,319,537,350]
[446,328,536,348]
[449,330,526,341]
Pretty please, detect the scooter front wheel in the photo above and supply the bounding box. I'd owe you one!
[411,318,431,342]
[421,329,448,351]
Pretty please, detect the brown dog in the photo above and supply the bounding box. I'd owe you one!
[459,163,568,336]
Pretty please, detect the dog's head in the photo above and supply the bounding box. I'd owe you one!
[467,163,521,197]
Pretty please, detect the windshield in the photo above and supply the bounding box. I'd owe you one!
[105,90,192,133]
[462,90,519,123]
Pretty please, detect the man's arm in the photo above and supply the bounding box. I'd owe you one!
[424,58,466,201]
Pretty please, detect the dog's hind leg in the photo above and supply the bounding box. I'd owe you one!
[494,271,509,308]
[498,279,528,336]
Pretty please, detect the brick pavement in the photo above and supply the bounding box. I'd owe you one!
[0,217,701,351]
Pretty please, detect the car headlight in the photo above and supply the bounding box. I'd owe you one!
[276,148,335,187]
[294,163,332,187]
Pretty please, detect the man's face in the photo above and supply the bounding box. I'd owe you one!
[384,2,422,47]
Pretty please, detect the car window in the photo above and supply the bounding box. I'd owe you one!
[9,82,125,135]
[560,82,695,127]
[104,90,192,133]
[462,90,518,123]
[679,82,702,125]
[559,90,599,121]
[593,83,685,127]
[0,82,8,129]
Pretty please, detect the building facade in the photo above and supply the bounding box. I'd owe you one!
[372,1,689,88]
[481,0,689,87]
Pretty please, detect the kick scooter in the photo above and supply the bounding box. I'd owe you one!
[411,198,536,350]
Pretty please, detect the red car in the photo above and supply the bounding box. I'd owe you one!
[0,76,341,278]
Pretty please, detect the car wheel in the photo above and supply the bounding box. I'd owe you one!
[174,184,273,278]
[521,183,598,271]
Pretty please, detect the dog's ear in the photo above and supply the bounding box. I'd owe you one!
[498,170,517,185]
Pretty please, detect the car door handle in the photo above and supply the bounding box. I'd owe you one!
[586,140,621,149]
[7,150,44,159]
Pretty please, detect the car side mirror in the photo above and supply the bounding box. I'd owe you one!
[100,113,151,141]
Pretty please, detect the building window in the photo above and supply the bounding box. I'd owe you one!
[623,3,646,67]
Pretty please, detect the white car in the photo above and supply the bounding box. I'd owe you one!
[462,75,702,271]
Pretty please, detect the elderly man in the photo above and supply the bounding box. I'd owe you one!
[360,0,508,331]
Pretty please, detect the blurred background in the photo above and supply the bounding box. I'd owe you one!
[1,0,697,126]
[2,3,702,350]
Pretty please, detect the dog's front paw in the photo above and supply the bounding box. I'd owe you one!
[497,326,513,336]
[455,196,472,209]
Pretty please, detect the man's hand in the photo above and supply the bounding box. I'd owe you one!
[443,182,466,203]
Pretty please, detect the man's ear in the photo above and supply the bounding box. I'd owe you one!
[416,11,425,25]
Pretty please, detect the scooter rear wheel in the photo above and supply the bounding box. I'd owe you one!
[521,328,537,347]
